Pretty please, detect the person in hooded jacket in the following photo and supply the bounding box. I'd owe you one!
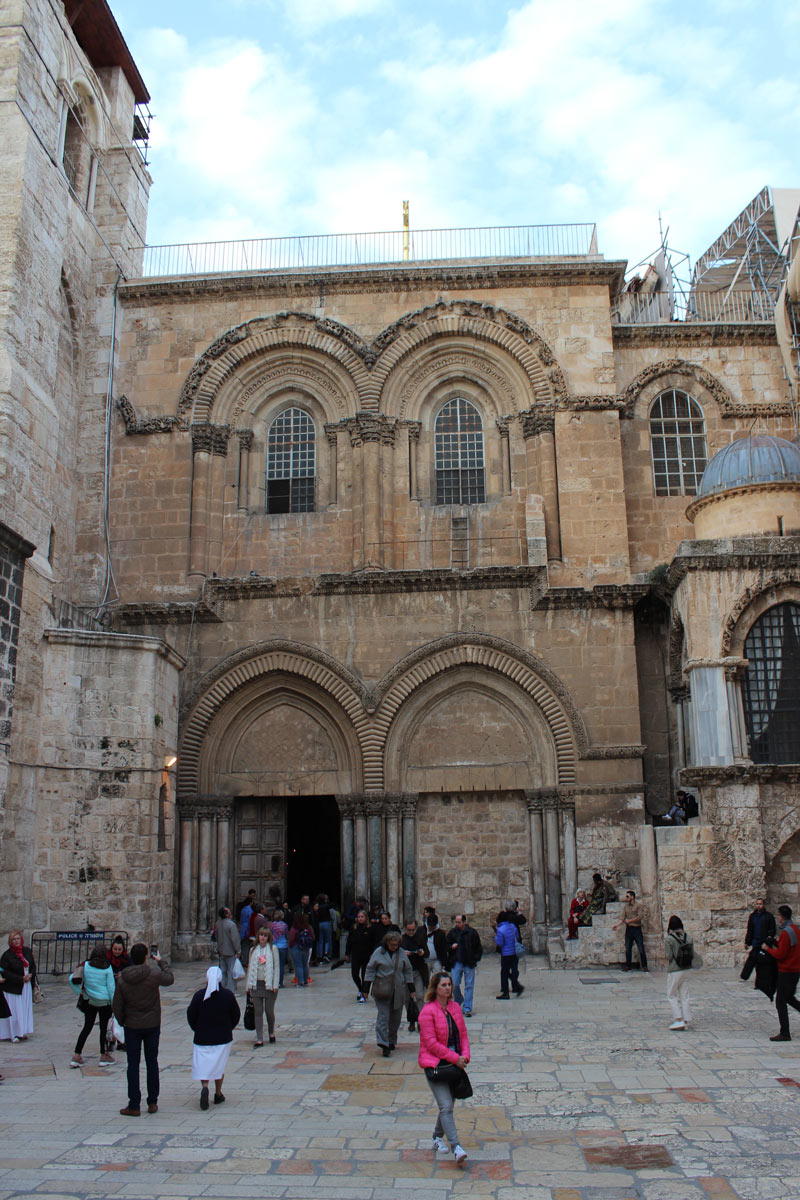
[112,942,174,1116]
[494,912,525,1000]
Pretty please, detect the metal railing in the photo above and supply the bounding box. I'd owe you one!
[140,223,599,278]
[31,930,128,976]
[612,289,776,325]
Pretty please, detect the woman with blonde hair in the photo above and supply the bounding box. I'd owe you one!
[418,970,471,1166]
[245,924,280,1046]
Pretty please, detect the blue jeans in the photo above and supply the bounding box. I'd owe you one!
[317,921,333,959]
[625,926,648,970]
[124,1026,160,1108]
[294,947,310,985]
[451,962,475,1014]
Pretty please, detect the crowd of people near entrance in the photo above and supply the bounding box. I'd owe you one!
[3,881,800,1162]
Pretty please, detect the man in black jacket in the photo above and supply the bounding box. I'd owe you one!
[448,914,483,1017]
[401,918,429,1028]
[741,898,777,981]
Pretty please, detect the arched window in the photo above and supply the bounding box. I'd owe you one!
[434,397,485,505]
[266,407,316,513]
[742,603,800,763]
[649,390,707,496]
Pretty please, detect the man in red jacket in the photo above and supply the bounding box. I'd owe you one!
[764,905,800,1041]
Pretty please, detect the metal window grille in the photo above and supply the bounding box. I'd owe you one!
[649,390,708,496]
[266,407,316,513]
[435,398,486,505]
[742,604,800,764]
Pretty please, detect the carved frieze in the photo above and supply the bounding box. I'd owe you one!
[520,407,555,438]
[191,422,230,456]
[230,362,348,425]
[343,412,397,447]
[118,395,177,435]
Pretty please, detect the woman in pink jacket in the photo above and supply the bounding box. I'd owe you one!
[417,971,470,1166]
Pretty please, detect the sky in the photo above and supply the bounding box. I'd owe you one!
[111,0,799,274]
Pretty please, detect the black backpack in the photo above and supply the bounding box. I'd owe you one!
[672,932,694,969]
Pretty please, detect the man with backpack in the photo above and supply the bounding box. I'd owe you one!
[763,905,800,1042]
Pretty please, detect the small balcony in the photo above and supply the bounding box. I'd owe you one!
[612,289,776,326]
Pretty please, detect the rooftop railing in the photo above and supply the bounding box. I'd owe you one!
[139,223,599,278]
[612,289,776,325]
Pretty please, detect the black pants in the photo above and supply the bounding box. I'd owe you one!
[125,1025,161,1108]
[775,971,800,1035]
[625,926,647,970]
[75,1004,112,1054]
[351,957,369,994]
[500,954,521,995]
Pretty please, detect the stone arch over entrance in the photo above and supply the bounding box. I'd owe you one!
[373,634,582,789]
[178,640,369,801]
[766,824,800,912]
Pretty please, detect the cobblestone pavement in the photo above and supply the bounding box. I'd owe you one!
[1,956,799,1199]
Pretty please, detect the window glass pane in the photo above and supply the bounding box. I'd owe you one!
[266,407,315,513]
[649,389,707,496]
[434,397,486,505]
[742,604,800,764]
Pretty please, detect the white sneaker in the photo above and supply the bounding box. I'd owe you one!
[432,1136,448,1154]
[453,1144,468,1165]
[669,1019,687,1031]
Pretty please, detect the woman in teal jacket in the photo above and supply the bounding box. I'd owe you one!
[69,945,116,1067]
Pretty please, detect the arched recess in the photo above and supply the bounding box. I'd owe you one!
[372,300,567,415]
[369,634,584,790]
[177,641,370,800]
[621,359,738,421]
[177,313,372,423]
[722,577,800,656]
[211,347,358,429]
[766,824,800,912]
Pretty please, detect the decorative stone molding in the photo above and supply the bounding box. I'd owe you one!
[613,323,780,350]
[571,783,646,796]
[314,565,546,597]
[681,763,800,786]
[721,572,800,654]
[686,480,800,523]
[401,420,421,441]
[684,656,747,673]
[191,423,230,456]
[532,584,649,611]
[581,745,646,759]
[370,633,584,786]
[118,395,178,435]
[111,599,223,626]
[664,537,800,597]
[524,787,576,811]
[177,795,234,817]
[496,417,510,437]
[342,412,397,447]
[520,408,555,438]
[335,795,358,819]
[399,793,419,817]
[324,422,339,446]
[229,360,349,426]
[235,429,254,451]
[560,395,624,411]
[668,612,685,694]
[620,359,739,419]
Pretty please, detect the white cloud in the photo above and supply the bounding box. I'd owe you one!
[283,0,389,34]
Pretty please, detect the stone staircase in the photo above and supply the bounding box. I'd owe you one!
[547,877,659,969]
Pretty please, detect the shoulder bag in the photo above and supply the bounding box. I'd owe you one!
[424,1062,473,1099]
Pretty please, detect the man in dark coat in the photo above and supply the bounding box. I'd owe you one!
[741,898,777,981]
[113,942,174,1116]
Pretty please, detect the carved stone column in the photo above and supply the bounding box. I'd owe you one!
[525,796,547,929]
[346,413,397,567]
[197,809,215,932]
[354,798,368,901]
[366,797,384,907]
[190,423,230,576]
[336,797,356,913]
[496,418,512,496]
[383,797,402,920]
[324,425,339,508]
[521,408,561,562]
[561,802,577,907]
[404,421,421,503]
[685,657,746,766]
[235,430,253,511]
[401,793,418,922]
[178,811,195,932]
[215,806,232,912]
[542,796,562,927]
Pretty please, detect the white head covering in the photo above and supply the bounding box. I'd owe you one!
[203,965,223,1000]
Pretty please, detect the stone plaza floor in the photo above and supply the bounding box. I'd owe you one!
[1,956,799,1200]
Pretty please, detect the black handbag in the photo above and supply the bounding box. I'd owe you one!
[244,997,255,1031]
[424,1061,473,1099]
[407,995,420,1023]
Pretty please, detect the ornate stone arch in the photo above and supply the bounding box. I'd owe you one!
[177,640,370,800]
[370,300,567,415]
[368,634,585,789]
[621,359,738,420]
[722,576,800,656]
[177,313,373,422]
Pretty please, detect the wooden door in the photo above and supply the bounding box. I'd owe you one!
[234,798,286,903]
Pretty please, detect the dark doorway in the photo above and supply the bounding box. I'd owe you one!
[286,795,341,907]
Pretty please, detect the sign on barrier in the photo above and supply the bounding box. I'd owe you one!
[31,930,128,976]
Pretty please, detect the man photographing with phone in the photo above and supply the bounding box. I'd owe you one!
[112,941,174,1116]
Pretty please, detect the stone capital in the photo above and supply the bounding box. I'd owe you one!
[192,422,230,456]
[344,412,397,447]
[235,429,254,451]
[520,407,555,439]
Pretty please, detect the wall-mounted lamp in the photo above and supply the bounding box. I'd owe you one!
[164,754,178,769]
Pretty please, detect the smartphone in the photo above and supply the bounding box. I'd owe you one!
[150,943,158,956]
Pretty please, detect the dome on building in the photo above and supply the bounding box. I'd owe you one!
[698,435,800,498]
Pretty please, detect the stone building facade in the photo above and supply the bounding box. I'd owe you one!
[1,1,799,965]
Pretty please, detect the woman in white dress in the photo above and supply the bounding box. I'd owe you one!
[0,930,37,1042]
[186,966,241,1109]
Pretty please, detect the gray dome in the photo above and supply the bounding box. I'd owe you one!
[698,435,800,498]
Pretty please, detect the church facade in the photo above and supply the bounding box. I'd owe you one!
[1,0,798,964]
